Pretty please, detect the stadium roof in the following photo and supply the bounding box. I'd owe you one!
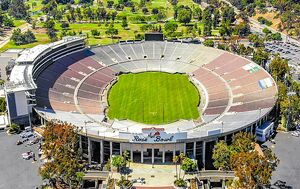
[6,65,36,92]
[16,36,83,64]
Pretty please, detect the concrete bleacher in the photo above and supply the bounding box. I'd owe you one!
[34,41,277,138]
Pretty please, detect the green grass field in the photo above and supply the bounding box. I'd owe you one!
[107,72,200,124]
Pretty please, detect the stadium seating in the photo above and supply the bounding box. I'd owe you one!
[35,41,277,132]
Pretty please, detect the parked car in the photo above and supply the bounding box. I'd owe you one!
[19,132,34,138]
[22,151,33,160]
[16,140,23,145]
[291,131,299,137]
[28,138,39,146]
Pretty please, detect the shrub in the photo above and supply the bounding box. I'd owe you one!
[9,123,20,134]
[142,7,148,14]
[91,29,100,36]
[203,39,214,47]
[258,17,272,26]
[0,97,6,112]
[107,0,114,8]
[60,22,69,29]
[152,8,159,14]
[262,27,271,35]
[174,179,187,187]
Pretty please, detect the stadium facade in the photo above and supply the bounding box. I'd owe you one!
[5,36,277,169]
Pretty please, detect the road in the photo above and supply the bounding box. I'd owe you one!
[219,0,300,46]
[0,23,31,49]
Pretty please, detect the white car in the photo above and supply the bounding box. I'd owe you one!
[291,131,299,137]
[22,151,33,160]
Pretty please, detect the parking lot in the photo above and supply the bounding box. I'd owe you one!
[265,41,300,82]
[0,132,42,189]
[265,132,300,188]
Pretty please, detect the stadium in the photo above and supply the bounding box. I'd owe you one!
[5,36,277,169]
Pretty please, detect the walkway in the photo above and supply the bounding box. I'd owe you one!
[112,163,192,187]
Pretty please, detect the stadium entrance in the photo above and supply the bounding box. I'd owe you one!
[125,143,184,164]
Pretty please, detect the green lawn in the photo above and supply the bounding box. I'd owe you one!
[13,19,26,27]
[0,33,50,52]
[107,72,200,124]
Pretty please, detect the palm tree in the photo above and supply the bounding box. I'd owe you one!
[173,155,179,180]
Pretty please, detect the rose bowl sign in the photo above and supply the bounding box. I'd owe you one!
[119,127,187,143]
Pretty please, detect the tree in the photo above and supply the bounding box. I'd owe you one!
[91,29,100,36]
[11,28,23,45]
[60,22,69,29]
[84,7,94,22]
[212,132,278,188]
[219,21,232,37]
[41,0,57,16]
[193,6,202,21]
[222,6,236,24]
[121,16,128,29]
[107,0,114,8]
[202,7,212,36]
[234,22,250,37]
[212,141,232,170]
[11,28,36,45]
[105,23,118,40]
[8,0,29,19]
[262,27,271,35]
[39,122,85,188]
[3,15,14,27]
[96,7,106,22]
[258,16,272,26]
[152,8,159,15]
[111,155,126,172]
[173,153,189,187]
[271,32,282,41]
[252,48,269,69]
[231,151,273,188]
[111,11,118,21]
[0,0,10,11]
[173,155,179,180]
[44,18,57,41]
[181,157,197,174]
[177,7,192,25]
[269,55,289,83]
[164,21,178,34]
[231,132,254,153]
[23,30,36,44]
[142,7,148,14]
[249,34,264,47]
[212,9,220,29]
[155,11,166,22]
[76,7,83,21]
